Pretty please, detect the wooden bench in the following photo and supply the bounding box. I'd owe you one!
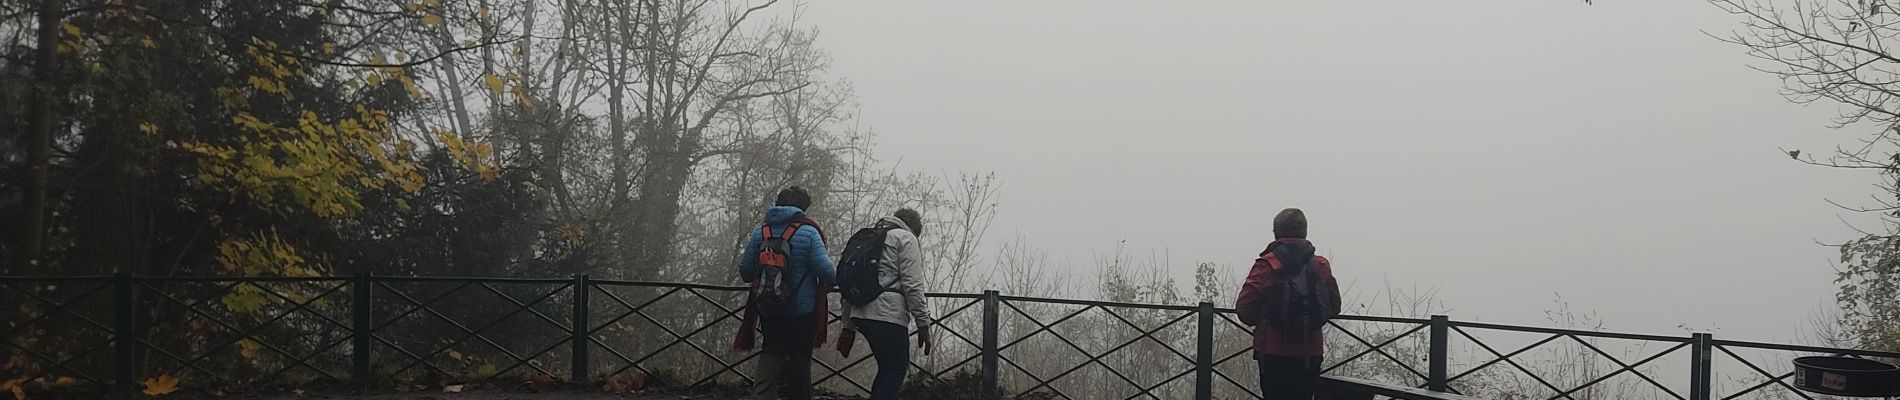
[1316,376,1486,400]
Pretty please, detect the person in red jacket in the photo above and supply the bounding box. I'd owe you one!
[1235,208,1343,400]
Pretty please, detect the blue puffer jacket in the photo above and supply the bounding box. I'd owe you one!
[737,206,836,316]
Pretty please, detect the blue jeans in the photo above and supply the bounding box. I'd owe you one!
[852,318,910,400]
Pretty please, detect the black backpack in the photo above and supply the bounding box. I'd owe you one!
[836,225,898,306]
[752,222,804,315]
[1261,256,1326,339]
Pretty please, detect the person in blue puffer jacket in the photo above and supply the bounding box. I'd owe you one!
[736,186,836,400]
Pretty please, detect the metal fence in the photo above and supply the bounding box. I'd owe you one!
[3,275,1895,399]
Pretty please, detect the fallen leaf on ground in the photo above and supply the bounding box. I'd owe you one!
[3,378,25,400]
[525,373,558,391]
[600,371,647,393]
[142,374,179,397]
[442,384,464,393]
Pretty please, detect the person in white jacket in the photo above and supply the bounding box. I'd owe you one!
[836,209,932,400]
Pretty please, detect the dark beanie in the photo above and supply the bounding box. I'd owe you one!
[1273,208,1307,239]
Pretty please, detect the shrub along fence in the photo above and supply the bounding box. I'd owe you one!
[2,275,1894,399]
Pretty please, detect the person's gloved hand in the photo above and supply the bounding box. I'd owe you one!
[916,326,933,356]
[837,328,857,358]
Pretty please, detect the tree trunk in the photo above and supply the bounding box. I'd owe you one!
[513,0,535,159]
[16,0,61,270]
[66,137,154,276]
[606,52,629,204]
[626,140,690,276]
[608,0,644,205]
[479,0,497,110]
[436,28,476,137]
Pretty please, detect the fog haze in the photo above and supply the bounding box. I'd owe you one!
[799,0,1876,343]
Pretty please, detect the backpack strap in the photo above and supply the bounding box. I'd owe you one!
[760,224,774,242]
[782,222,802,241]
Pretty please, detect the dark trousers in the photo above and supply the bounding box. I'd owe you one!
[755,313,816,400]
[852,318,911,400]
[1258,355,1322,400]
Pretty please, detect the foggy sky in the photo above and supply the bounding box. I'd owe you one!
[796,0,1876,344]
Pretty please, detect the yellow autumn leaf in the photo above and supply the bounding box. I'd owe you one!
[139,122,157,135]
[401,75,424,99]
[322,42,336,56]
[559,224,584,247]
[2,378,23,400]
[141,374,179,396]
[141,37,155,48]
[447,350,463,361]
[53,377,75,387]
[483,73,503,95]
[397,174,423,193]
[477,165,499,182]
[61,21,79,38]
[423,14,443,27]
[239,339,261,359]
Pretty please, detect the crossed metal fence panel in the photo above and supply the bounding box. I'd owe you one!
[370,278,577,383]
[587,280,753,389]
[1708,340,1900,400]
[1438,321,1707,400]
[811,294,988,395]
[0,279,116,386]
[987,296,1203,400]
[1201,311,1444,400]
[135,279,356,385]
[6,275,1900,400]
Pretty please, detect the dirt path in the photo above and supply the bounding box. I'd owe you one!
[230,390,862,400]
[250,393,726,400]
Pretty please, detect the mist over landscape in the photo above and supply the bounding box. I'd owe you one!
[5,0,1899,398]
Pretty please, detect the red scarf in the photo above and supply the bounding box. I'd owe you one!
[733,215,831,352]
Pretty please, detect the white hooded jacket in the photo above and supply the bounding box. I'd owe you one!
[840,216,932,329]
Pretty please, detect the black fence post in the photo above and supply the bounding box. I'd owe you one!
[351,272,373,386]
[1195,302,1215,400]
[1428,315,1449,392]
[113,273,136,390]
[1691,332,1713,400]
[572,274,590,385]
[981,290,1000,400]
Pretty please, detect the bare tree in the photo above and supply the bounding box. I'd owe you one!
[920,171,1000,295]
[618,0,825,276]
[1710,0,1900,352]
[991,232,1058,298]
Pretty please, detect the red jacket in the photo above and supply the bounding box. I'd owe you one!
[1234,239,1342,358]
